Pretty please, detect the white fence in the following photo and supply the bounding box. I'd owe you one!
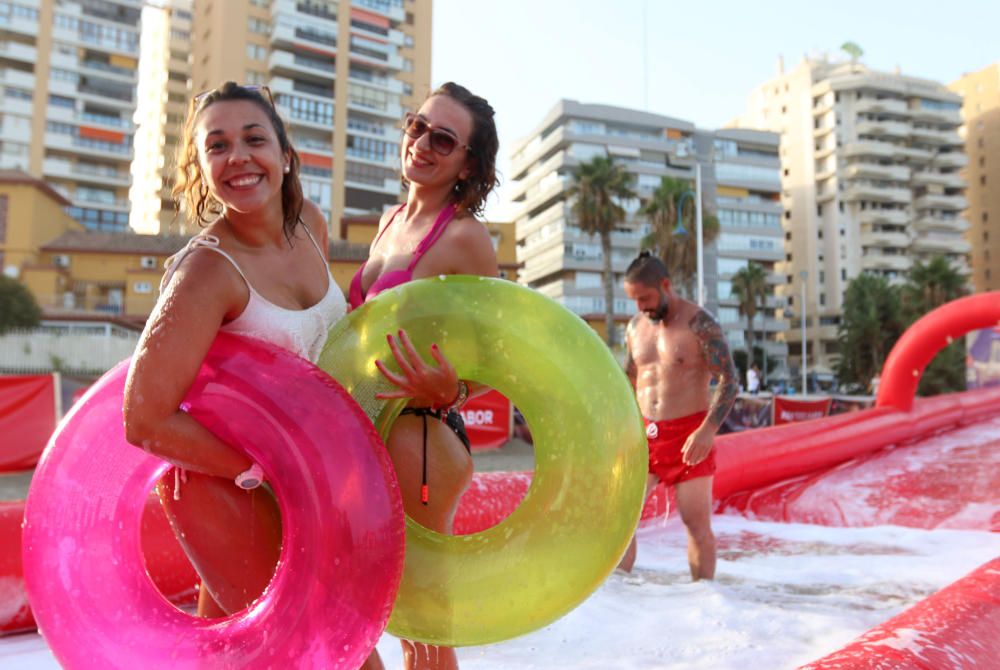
[0,325,139,375]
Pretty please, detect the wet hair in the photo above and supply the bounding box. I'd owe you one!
[406,82,500,217]
[172,81,303,239]
[625,251,670,286]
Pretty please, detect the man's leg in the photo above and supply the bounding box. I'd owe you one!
[617,474,660,573]
[674,475,715,580]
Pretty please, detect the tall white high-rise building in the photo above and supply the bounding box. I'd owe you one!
[734,57,969,377]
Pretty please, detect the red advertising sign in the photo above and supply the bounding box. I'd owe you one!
[771,395,832,426]
[460,389,512,451]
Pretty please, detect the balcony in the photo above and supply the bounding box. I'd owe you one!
[845,163,910,181]
[896,146,933,162]
[855,120,911,138]
[860,253,913,273]
[911,233,972,255]
[352,0,405,22]
[913,215,969,234]
[854,98,908,116]
[843,141,896,159]
[933,153,968,169]
[843,184,910,204]
[909,106,962,125]
[0,41,36,64]
[0,67,34,90]
[910,126,962,146]
[913,194,967,211]
[911,171,965,189]
[43,132,132,160]
[42,158,130,187]
[859,209,909,226]
[860,229,911,248]
[268,49,336,82]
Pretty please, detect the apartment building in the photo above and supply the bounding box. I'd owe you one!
[949,62,1000,292]
[705,128,788,376]
[734,57,969,376]
[509,100,699,343]
[177,0,432,232]
[0,0,141,233]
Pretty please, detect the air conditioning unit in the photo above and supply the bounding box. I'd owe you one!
[140,256,158,269]
[53,255,70,268]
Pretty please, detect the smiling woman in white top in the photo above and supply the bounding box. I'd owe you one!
[122,82,346,619]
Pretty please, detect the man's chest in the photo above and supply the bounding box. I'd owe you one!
[630,323,703,370]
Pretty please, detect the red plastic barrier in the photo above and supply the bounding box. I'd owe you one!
[799,557,1000,670]
[0,494,198,635]
[878,291,1000,412]
[0,502,30,634]
[0,375,58,472]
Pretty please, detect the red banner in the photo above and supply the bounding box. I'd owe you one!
[772,395,832,425]
[0,374,58,472]
[460,389,511,451]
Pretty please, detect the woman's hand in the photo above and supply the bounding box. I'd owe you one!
[375,330,460,408]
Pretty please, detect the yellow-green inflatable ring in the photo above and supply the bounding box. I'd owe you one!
[317,276,646,646]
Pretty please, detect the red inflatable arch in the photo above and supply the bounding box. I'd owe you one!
[877,290,1000,412]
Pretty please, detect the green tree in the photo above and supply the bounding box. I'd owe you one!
[0,276,42,333]
[641,176,720,299]
[568,155,636,346]
[730,261,769,364]
[837,273,903,392]
[841,41,864,63]
[900,257,968,395]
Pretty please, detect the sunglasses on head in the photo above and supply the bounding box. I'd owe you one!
[402,112,470,157]
[193,84,275,110]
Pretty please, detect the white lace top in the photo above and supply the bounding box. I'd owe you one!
[160,227,346,363]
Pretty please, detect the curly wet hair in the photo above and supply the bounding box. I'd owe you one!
[172,82,303,238]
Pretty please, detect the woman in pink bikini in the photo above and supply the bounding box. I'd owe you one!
[356,82,500,670]
[123,82,346,619]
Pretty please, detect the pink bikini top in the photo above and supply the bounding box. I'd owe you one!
[349,203,457,309]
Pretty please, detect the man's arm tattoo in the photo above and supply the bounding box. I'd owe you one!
[690,310,739,428]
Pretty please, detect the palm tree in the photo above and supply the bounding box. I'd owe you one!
[837,273,903,392]
[641,176,720,299]
[900,256,967,322]
[900,257,969,395]
[730,262,769,366]
[568,155,636,346]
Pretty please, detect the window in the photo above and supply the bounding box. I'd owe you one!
[140,256,157,269]
[133,281,152,294]
[246,44,267,60]
[54,255,70,268]
[819,293,826,306]
[981,175,987,186]
[818,271,825,283]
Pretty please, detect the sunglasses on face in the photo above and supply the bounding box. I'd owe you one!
[402,112,471,157]
[193,84,275,111]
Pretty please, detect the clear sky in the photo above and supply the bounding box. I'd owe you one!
[430,0,1000,219]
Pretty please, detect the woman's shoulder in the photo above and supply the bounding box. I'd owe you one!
[299,199,328,243]
[442,211,497,275]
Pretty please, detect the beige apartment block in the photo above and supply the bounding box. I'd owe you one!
[0,0,141,233]
[949,63,1000,292]
[734,57,969,379]
[175,0,433,235]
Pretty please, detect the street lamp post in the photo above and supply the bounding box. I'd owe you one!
[673,164,705,307]
[800,270,808,394]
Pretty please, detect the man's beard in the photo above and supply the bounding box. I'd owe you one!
[645,294,669,323]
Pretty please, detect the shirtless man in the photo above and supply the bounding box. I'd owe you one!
[618,252,739,580]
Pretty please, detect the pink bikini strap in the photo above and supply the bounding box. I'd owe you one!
[406,203,457,272]
[371,203,407,247]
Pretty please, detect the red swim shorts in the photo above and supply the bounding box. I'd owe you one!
[645,411,715,486]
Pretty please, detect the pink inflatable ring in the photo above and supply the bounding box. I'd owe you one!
[22,334,404,669]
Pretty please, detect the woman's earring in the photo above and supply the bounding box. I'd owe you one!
[283,165,290,174]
